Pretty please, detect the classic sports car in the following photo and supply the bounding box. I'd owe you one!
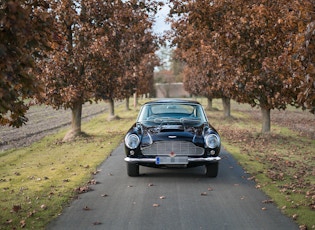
[124,99,221,177]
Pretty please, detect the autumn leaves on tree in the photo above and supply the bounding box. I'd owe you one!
[1,0,162,140]
[0,1,53,127]
[169,0,315,132]
[1,0,314,136]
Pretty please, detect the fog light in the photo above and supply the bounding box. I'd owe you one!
[210,150,215,156]
[130,150,135,155]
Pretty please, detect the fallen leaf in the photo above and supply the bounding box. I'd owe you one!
[292,214,298,220]
[208,187,213,191]
[5,219,12,224]
[148,183,154,187]
[153,203,160,207]
[92,170,101,175]
[299,224,307,230]
[88,179,97,185]
[261,207,267,211]
[159,196,166,199]
[27,210,36,217]
[12,205,21,213]
[40,204,47,210]
[262,199,274,204]
[101,194,109,197]
[247,176,255,181]
[75,185,91,194]
[201,192,207,196]
[93,221,102,225]
[20,220,26,228]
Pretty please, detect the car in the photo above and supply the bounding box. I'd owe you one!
[124,99,221,177]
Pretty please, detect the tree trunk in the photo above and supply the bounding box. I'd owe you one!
[222,97,231,118]
[133,92,138,108]
[125,97,130,111]
[63,100,82,142]
[109,98,115,118]
[261,107,271,133]
[205,97,213,111]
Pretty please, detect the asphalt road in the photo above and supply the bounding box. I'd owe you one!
[47,144,298,230]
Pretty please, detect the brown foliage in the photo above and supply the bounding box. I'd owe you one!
[1,0,161,131]
[34,0,161,137]
[0,0,53,127]
[169,0,314,113]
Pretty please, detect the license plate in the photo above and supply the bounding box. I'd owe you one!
[155,156,188,165]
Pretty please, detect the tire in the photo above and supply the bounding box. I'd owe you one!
[205,162,218,177]
[127,163,139,177]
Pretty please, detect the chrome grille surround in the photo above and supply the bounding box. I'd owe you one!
[141,141,204,156]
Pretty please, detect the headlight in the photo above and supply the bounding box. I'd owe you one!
[205,134,220,148]
[125,134,140,149]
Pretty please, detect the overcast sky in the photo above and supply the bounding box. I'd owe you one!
[153,3,171,35]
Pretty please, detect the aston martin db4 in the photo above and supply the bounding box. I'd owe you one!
[124,99,221,177]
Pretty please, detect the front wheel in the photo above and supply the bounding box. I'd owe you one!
[205,162,218,177]
[127,163,139,177]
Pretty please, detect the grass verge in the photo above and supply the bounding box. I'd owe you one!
[205,99,315,229]
[0,98,314,229]
[0,102,142,229]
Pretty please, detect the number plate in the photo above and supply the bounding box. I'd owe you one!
[155,156,188,165]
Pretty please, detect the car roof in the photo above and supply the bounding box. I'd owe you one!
[143,99,201,105]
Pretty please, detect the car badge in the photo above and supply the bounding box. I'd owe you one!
[169,151,176,157]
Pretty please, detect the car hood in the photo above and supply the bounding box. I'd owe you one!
[139,122,207,147]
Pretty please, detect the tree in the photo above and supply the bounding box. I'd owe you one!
[170,53,185,82]
[37,0,160,139]
[86,0,160,119]
[0,0,53,127]
[169,0,314,132]
[294,22,315,113]
[36,0,92,141]
[218,0,314,132]
[135,53,159,97]
[288,1,315,113]
[169,0,232,116]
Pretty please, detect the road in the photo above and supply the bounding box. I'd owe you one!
[47,144,298,230]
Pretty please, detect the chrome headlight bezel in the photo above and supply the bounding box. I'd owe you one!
[205,134,220,148]
[125,134,140,149]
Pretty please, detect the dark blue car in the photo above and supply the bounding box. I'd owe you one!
[124,99,221,177]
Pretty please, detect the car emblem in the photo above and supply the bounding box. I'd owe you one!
[169,151,176,157]
[168,135,177,139]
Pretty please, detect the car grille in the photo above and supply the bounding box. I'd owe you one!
[141,141,204,156]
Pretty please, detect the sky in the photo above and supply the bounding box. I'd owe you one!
[153,3,171,35]
[152,3,173,70]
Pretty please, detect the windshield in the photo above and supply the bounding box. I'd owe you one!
[137,102,208,125]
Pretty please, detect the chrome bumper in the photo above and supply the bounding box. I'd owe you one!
[124,156,221,164]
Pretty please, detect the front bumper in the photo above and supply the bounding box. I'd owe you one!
[124,156,221,164]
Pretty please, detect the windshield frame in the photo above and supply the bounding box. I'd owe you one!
[137,102,208,125]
